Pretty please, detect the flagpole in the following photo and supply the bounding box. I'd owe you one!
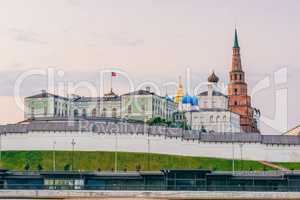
[110,72,113,93]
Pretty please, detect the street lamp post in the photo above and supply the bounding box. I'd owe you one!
[114,133,118,173]
[239,143,244,170]
[232,132,235,174]
[0,133,2,167]
[52,141,56,171]
[71,139,76,171]
[144,117,150,171]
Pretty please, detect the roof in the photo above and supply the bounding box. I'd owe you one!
[198,90,228,98]
[193,108,229,112]
[72,97,100,102]
[26,92,68,100]
[123,90,155,96]
[233,28,240,48]
[208,71,219,83]
[122,90,173,102]
[103,91,121,101]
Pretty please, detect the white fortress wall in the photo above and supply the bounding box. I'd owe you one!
[1,131,300,162]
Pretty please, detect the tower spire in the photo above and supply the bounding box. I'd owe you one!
[231,28,242,71]
[228,28,260,133]
[233,28,239,48]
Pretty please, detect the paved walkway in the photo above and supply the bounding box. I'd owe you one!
[1,190,300,200]
[258,161,289,171]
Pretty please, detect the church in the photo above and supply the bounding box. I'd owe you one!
[174,29,260,133]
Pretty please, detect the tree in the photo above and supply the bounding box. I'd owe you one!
[147,117,173,127]
[24,163,30,171]
[179,121,190,130]
[136,164,141,171]
[37,164,43,171]
[64,164,71,171]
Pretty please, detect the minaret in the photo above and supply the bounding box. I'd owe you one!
[228,29,259,133]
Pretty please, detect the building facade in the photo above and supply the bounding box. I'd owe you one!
[71,96,99,118]
[227,29,260,133]
[24,90,70,119]
[24,88,175,122]
[121,87,176,121]
[100,91,122,118]
[185,109,241,133]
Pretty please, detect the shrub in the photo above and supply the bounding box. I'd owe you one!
[24,163,30,171]
[64,164,71,171]
[37,164,43,171]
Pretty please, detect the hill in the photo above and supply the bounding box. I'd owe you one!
[0,151,294,171]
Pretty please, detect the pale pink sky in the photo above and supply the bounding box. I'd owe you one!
[0,0,299,134]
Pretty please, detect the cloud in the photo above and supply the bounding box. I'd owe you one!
[67,0,81,6]
[9,28,47,45]
[91,32,144,47]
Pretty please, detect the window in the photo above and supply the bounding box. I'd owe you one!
[141,105,145,112]
[212,101,216,108]
[91,108,97,118]
[239,74,242,80]
[210,116,214,122]
[234,74,237,80]
[234,88,238,95]
[65,104,68,116]
[73,109,78,117]
[112,108,117,118]
[31,107,35,118]
[128,105,132,114]
[234,101,238,106]
[45,179,84,190]
[44,106,48,116]
[82,109,87,118]
[102,108,106,117]
[216,116,220,122]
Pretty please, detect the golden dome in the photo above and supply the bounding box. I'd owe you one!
[175,76,184,104]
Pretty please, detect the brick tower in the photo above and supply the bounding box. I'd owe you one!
[228,29,259,133]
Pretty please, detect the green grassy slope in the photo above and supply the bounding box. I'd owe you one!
[0,151,279,171]
[277,162,300,170]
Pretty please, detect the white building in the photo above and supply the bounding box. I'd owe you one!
[185,72,241,133]
[185,109,240,133]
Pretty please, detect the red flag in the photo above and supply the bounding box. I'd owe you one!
[111,72,117,77]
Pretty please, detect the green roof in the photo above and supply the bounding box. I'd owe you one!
[233,29,239,48]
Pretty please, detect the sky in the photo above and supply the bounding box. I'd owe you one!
[0,0,299,134]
